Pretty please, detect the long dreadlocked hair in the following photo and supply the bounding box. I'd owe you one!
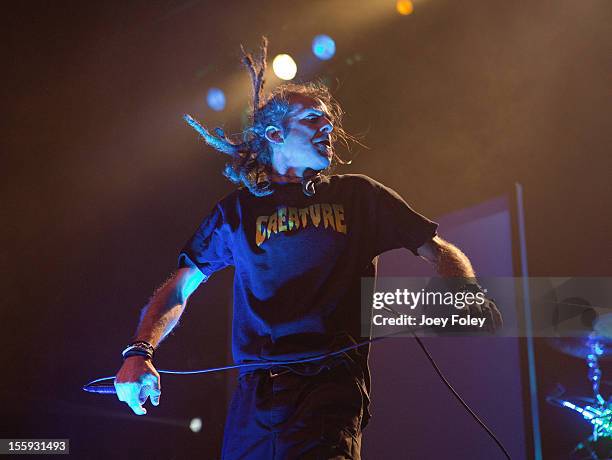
[184,37,355,197]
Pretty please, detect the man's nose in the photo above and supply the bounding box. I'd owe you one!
[319,120,333,134]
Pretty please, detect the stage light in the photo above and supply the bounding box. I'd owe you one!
[206,88,226,111]
[189,417,202,433]
[272,54,297,80]
[396,0,414,15]
[312,35,336,60]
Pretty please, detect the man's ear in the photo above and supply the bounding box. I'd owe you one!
[265,125,284,144]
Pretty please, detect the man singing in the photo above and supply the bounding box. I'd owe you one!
[113,38,501,459]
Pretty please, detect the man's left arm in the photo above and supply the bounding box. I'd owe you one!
[416,235,475,278]
[416,235,503,332]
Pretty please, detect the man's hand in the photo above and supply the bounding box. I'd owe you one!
[114,356,161,415]
[418,236,503,333]
[421,277,504,335]
[457,295,503,334]
[112,267,204,415]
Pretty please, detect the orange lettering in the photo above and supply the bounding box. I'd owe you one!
[267,213,278,238]
[255,215,268,246]
[309,204,321,227]
[299,208,309,228]
[321,204,335,230]
[288,207,300,230]
[332,204,346,234]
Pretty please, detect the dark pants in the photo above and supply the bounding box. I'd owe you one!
[221,359,367,460]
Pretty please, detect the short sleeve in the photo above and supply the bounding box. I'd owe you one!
[368,178,438,256]
[177,203,233,279]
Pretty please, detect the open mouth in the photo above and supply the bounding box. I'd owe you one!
[313,138,331,154]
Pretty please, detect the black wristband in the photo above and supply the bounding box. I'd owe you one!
[122,348,153,360]
[122,341,155,361]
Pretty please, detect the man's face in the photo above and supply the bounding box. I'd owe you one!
[267,94,334,175]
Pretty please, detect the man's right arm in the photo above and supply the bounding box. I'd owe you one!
[114,266,205,415]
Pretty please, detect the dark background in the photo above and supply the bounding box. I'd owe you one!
[2,1,611,458]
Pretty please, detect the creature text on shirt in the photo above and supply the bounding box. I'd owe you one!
[255,203,347,246]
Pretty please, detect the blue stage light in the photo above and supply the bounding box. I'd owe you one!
[206,88,226,111]
[312,35,336,61]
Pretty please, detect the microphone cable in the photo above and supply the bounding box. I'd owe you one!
[83,329,512,459]
[411,332,512,460]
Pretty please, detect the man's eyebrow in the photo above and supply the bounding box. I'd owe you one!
[288,102,331,118]
[300,107,330,118]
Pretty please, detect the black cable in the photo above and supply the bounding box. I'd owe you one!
[411,332,512,460]
[85,329,512,458]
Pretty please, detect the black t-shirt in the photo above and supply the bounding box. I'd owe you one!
[178,174,438,374]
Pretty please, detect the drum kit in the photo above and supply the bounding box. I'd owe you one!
[547,300,612,459]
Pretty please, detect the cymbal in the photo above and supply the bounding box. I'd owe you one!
[594,313,612,338]
[547,305,612,359]
[548,336,612,360]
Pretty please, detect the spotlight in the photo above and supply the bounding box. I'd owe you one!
[272,54,297,80]
[189,417,202,433]
[206,88,226,111]
[396,0,414,15]
[312,35,336,61]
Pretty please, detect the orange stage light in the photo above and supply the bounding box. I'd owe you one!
[396,0,414,16]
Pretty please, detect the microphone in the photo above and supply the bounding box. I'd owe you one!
[82,377,117,394]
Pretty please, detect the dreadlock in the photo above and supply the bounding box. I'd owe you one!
[184,37,355,197]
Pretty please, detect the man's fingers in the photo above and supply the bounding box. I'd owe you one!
[134,375,162,407]
[151,388,161,406]
[485,304,496,334]
[144,373,161,392]
[115,382,148,415]
[493,304,503,331]
[114,383,124,402]
[145,374,161,407]
[114,361,161,415]
[138,385,161,405]
[126,385,147,415]
[469,300,483,317]
[127,398,147,416]
[114,378,126,401]
[139,385,151,405]
[139,374,161,405]
[478,301,493,333]
[117,383,147,415]
[116,383,134,404]
[484,299,503,333]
